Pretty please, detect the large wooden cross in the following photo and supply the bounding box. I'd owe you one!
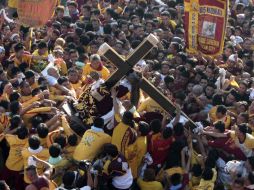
[98,34,197,128]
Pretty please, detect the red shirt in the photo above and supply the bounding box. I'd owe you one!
[208,137,246,160]
[148,133,173,165]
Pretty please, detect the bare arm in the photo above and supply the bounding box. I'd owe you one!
[53,83,73,97]
[32,156,53,178]
[20,101,41,115]
[111,87,121,118]
[87,168,94,188]
[172,104,181,127]
[202,130,228,138]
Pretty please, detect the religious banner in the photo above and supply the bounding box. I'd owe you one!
[17,0,58,27]
[184,0,228,57]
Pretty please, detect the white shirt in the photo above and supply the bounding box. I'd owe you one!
[46,75,58,86]
[112,168,133,189]
[166,115,189,128]
[55,186,91,190]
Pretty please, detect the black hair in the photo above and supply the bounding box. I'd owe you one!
[174,92,186,102]
[10,115,22,130]
[75,27,83,37]
[202,168,213,180]
[10,101,20,115]
[103,24,113,35]
[214,121,225,133]
[11,67,20,77]
[162,127,173,139]
[173,123,184,136]
[214,183,225,190]
[17,126,28,139]
[212,94,224,106]
[204,156,217,169]
[14,43,24,53]
[93,117,104,128]
[170,173,182,186]
[38,41,47,49]
[138,121,150,136]
[49,143,61,158]
[58,76,69,85]
[164,75,174,84]
[28,136,41,150]
[103,143,118,157]
[68,134,78,146]
[0,81,9,95]
[239,112,249,123]
[216,105,227,115]
[31,115,43,128]
[143,168,156,181]
[229,89,239,101]
[122,111,134,127]
[38,76,47,85]
[80,34,91,46]
[238,123,248,134]
[150,119,162,134]
[0,100,9,110]
[32,88,42,96]
[9,92,21,102]
[62,171,76,188]
[24,70,35,79]
[19,62,29,73]
[37,123,49,138]
[191,164,202,177]
[54,134,67,148]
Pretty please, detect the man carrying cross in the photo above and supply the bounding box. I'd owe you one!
[75,34,197,130]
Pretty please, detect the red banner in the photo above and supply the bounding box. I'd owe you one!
[17,0,58,27]
[184,0,228,57]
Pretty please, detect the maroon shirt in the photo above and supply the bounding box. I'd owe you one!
[208,137,246,160]
[32,176,49,190]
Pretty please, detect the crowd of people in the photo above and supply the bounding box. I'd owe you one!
[0,0,254,189]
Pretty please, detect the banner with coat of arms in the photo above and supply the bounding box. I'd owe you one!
[184,0,228,57]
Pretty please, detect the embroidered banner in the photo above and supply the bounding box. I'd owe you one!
[17,0,58,27]
[184,0,228,57]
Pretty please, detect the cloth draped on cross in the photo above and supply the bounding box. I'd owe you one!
[75,84,110,125]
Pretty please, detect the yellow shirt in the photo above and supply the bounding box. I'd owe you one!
[64,145,76,159]
[5,134,28,171]
[71,80,83,98]
[137,178,163,190]
[137,97,163,113]
[8,0,18,8]
[0,114,10,134]
[30,82,39,90]
[111,122,130,154]
[194,168,217,190]
[21,95,40,108]
[136,136,147,167]
[32,49,48,72]
[83,63,110,80]
[21,147,49,183]
[73,128,111,161]
[209,106,231,128]
[54,58,68,76]
[230,131,254,157]
[13,54,32,67]
[158,18,177,30]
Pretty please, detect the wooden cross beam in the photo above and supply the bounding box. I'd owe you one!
[98,34,197,128]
